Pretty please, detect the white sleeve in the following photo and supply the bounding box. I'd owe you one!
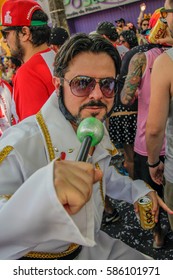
[0,158,95,259]
[105,165,153,203]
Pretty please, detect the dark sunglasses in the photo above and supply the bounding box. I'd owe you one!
[142,23,149,26]
[1,27,17,39]
[160,8,173,18]
[62,75,116,98]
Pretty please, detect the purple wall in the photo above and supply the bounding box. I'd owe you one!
[67,0,164,35]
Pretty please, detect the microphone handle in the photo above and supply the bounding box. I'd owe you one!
[76,136,92,162]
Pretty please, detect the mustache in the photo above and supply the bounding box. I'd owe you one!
[79,100,107,112]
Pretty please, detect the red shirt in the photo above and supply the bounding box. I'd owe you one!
[12,48,55,122]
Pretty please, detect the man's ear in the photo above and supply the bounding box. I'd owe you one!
[21,26,31,41]
[52,76,61,89]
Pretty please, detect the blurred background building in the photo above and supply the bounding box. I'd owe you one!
[0,0,165,35]
[45,0,164,34]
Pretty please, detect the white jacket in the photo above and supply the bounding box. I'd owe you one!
[0,92,152,260]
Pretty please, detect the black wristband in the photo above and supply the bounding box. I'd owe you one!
[146,159,160,168]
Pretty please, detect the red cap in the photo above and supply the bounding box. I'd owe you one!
[0,0,45,27]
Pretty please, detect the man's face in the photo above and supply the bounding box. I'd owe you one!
[55,52,116,124]
[117,21,123,28]
[2,28,25,61]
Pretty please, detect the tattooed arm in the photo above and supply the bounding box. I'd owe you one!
[120,52,146,105]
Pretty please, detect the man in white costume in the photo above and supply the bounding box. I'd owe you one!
[0,33,172,260]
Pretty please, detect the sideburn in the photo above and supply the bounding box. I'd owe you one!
[58,85,78,124]
[12,33,25,63]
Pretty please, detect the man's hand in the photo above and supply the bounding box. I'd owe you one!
[54,160,103,215]
[157,28,173,46]
[134,190,173,223]
[149,161,164,185]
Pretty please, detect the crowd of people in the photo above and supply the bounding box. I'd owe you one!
[0,0,173,260]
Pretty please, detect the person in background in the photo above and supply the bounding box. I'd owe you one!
[2,56,9,70]
[0,79,12,136]
[96,21,129,59]
[49,26,70,53]
[0,0,55,123]
[146,0,173,233]
[3,57,13,83]
[0,56,21,85]
[0,33,172,260]
[120,8,171,248]
[0,43,6,57]
[115,18,126,34]
[95,20,128,223]
[0,35,11,57]
[0,61,6,79]
[137,2,147,31]
[109,29,138,179]
[7,57,21,86]
[126,22,137,34]
[140,18,150,32]
[137,7,163,45]
[137,26,150,45]
[119,30,138,50]
[109,7,166,179]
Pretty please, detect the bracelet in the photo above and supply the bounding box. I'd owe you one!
[146,159,160,168]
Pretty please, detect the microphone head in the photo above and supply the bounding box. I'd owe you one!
[77,117,104,147]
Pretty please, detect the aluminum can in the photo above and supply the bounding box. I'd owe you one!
[138,196,155,230]
[148,18,167,44]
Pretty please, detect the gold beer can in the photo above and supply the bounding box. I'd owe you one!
[148,18,167,44]
[138,196,155,230]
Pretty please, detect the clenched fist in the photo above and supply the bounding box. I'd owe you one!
[54,160,103,215]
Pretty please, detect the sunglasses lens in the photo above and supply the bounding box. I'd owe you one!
[69,76,115,98]
[100,78,115,98]
[1,30,6,39]
[1,27,16,39]
[70,76,95,96]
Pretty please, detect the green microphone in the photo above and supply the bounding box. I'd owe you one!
[76,117,104,162]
